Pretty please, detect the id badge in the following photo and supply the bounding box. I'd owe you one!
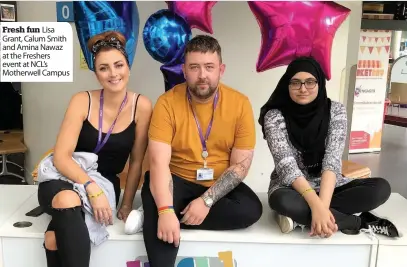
[197,168,214,181]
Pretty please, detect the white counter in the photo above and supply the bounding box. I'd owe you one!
[0,185,381,267]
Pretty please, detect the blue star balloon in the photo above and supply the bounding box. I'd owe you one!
[74,1,140,71]
[143,9,192,64]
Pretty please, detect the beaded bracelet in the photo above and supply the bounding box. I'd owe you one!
[88,190,104,199]
[158,206,174,215]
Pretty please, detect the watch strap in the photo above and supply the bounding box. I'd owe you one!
[201,196,213,207]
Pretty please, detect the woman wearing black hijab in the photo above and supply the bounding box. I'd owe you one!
[258,56,399,238]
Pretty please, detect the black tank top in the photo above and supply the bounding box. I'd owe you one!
[74,91,139,178]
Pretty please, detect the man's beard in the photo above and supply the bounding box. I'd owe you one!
[189,81,217,100]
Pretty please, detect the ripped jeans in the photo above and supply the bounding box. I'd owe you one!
[38,177,121,267]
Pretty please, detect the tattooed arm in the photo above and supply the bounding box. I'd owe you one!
[148,140,173,207]
[201,148,254,203]
[200,95,256,204]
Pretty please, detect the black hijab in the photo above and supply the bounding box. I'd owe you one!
[258,56,332,175]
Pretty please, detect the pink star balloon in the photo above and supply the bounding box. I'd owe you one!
[248,1,350,80]
[167,1,218,34]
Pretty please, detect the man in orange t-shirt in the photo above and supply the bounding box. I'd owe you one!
[141,35,263,267]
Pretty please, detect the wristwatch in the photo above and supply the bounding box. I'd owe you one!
[201,196,214,208]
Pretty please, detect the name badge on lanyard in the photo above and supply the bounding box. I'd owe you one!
[93,89,128,154]
[187,88,219,181]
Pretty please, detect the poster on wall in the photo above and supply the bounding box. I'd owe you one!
[349,30,392,153]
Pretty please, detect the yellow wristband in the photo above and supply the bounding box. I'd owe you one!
[301,188,314,197]
[88,190,104,198]
[158,209,175,216]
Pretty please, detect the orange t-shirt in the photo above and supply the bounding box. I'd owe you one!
[148,82,256,187]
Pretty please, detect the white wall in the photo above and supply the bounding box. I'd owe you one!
[18,1,361,192]
[341,1,363,158]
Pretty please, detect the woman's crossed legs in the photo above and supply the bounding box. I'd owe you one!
[269,178,399,237]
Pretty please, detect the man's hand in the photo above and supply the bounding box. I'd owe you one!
[180,197,210,226]
[158,212,180,247]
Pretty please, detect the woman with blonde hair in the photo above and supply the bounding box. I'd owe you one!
[37,31,152,267]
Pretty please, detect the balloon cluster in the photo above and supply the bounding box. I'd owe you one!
[73,1,350,85]
[74,1,140,72]
[143,1,217,91]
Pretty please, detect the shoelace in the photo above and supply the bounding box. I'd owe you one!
[369,225,389,236]
[360,228,376,240]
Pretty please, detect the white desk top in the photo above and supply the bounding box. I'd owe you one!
[370,193,407,245]
[0,185,37,228]
[0,186,376,246]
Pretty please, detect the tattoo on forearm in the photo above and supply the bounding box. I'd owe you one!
[206,169,241,203]
[204,151,253,203]
[169,178,173,196]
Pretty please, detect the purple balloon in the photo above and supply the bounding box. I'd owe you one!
[160,47,186,91]
[160,63,185,91]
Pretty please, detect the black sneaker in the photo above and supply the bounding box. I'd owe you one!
[359,211,400,238]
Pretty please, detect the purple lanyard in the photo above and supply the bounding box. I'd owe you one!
[94,89,128,154]
[187,89,219,157]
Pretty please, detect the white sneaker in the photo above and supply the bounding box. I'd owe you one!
[124,206,144,235]
[276,214,298,233]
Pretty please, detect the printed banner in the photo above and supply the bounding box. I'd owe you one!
[128,251,236,267]
[349,30,392,153]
